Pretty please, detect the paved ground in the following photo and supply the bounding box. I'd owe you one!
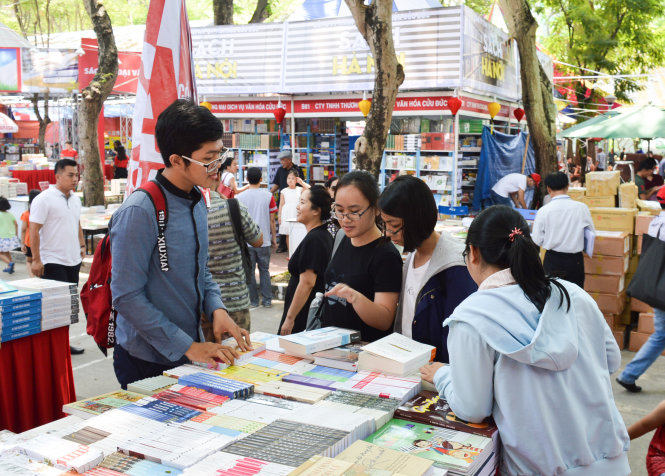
[6,250,663,475]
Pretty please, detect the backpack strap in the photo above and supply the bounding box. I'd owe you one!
[136,180,169,272]
[227,198,245,248]
[330,229,345,263]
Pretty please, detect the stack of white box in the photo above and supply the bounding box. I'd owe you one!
[11,278,80,331]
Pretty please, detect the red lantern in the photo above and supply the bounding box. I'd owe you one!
[447,97,462,116]
[514,107,525,122]
[273,106,286,124]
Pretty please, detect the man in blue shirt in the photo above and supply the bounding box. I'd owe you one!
[110,99,251,388]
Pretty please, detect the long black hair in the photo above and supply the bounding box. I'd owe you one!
[335,170,383,229]
[465,205,570,312]
[113,140,127,161]
[379,175,437,252]
[220,155,235,173]
[307,185,332,221]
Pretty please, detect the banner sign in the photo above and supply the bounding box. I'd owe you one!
[21,48,78,93]
[282,8,462,94]
[126,0,198,195]
[210,94,511,117]
[193,23,284,96]
[78,38,142,94]
[0,48,21,93]
[461,6,519,101]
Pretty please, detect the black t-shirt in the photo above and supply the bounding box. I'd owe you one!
[278,224,333,334]
[321,235,402,342]
[272,165,305,200]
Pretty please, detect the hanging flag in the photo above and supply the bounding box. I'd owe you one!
[126,0,197,195]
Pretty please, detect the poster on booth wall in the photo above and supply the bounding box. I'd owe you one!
[461,6,520,101]
[0,48,21,92]
[21,48,78,93]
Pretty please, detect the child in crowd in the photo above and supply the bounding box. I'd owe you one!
[379,175,477,362]
[628,399,665,475]
[0,197,20,274]
[20,189,40,277]
[420,205,629,475]
[278,170,302,254]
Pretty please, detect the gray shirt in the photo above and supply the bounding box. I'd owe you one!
[237,188,277,248]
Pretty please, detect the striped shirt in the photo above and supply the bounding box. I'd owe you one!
[207,192,261,312]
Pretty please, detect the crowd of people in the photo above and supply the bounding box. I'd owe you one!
[23,99,665,475]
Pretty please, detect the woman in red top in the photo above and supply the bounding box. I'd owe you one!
[113,141,129,179]
[629,399,665,475]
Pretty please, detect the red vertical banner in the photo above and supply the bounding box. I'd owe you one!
[126,0,197,195]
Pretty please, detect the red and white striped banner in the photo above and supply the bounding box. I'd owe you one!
[126,0,197,195]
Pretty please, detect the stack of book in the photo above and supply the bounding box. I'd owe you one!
[16,433,104,473]
[63,390,145,419]
[358,332,436,376]
[177,372,254,399]
[119,396,202,423]
[312,341,366,371]
[278,327,361,358]
[192,337,266,371]
[127,375,178,395]
[0,288,42,343]
[335,371,422,404]
[12,277,80,331]
[152,384,230,411]
[182,452,293,475]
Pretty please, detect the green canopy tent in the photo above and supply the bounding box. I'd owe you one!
[561,105,665,139]
[558,110,621,139]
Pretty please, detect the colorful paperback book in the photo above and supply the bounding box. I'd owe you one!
[190,412,267,436]
[336,371,422,404]
[254,380,331,404]
[0,289,41,306]
[98,451,183,475]
[0,298,41,313]
[119,396,201,423]
[312,341,367,371]
[192,338,266,371]
[152,387,229,412]
[213,364,284,385]
[365,418,492,474]
[178,372,254,399]
[0,322,41,343]
[302,365,356,382]
[0,301,41,319]
[335,440,434,475]
[249,350,316,374]
[0,310,42,327]
[63,390,145,419]
[278,327,361,357]
[281,374,340,391]
[393,391,498,439]
[181,452,294,475]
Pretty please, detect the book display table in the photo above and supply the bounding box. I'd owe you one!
[0,326,76,433]
[10,169,56,191]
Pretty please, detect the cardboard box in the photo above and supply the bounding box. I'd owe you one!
[637,313,655,333]
[590,207,638,234]
[590,291,626,315]
[593,231,631,257]
[568,187,586,202]
[619,183,638,209]
[585,196,615,208]
[585,171,621,197]
[631,297,654,314]
[584,274,625,294]
[637,199,663,216]
[635,214,655,236]
[629,255,639,274]
[584,254,629,276]
[629,331,664,354]
[613,327,626,350]
[604,314,620,328]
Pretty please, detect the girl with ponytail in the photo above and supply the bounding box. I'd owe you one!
[420,205,629,476]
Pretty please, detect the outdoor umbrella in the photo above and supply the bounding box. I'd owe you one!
[558,109,621,138]
[0,111,18,133]
[564,105,665,139]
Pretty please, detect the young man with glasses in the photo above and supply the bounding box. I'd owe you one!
[109,99,251,389]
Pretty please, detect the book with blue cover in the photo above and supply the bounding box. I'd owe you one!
[278,327,361,357]
[281,374,339,391]
[0,310,42,328]
[0,289,42,307]
[119,397,201,423]
[178,372,254,399]
[0,305,42,321]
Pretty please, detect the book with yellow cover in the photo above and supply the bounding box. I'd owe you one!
[62,390,145,419]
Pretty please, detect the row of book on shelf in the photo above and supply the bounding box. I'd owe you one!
[0,327,500,476]
[0,278,80,344]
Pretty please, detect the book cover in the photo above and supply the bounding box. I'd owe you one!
[127,375,178,395]
[178,372,254,399]
[119,397,201,423]
[312,341,366,363]
[360,333,436,369]
[0,280,17,294]
[0,289,41,306]
[63,390,145,419]
[393,391,498,438]
[365,418,492,472]
[278,327,361,357]
[281,374,339,391]
[335,372,422,404]
[336,440,434,475]
[99,451,183,476]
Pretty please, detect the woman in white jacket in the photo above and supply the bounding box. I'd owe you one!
[420,205,630,476]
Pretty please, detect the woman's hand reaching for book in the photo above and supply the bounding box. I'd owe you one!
[212,308,252,351]
[280,317,295,336]
[419,362,445,384]
[185,342,239,366]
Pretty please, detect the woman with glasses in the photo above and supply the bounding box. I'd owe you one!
[322,171,403,342]
[379,175,476,362]
[419,206,629,476]
[278,186,333,335]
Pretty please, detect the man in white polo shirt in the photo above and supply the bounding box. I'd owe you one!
[29,158,86,354]
[490,172,540,209]
[531,172,594,288]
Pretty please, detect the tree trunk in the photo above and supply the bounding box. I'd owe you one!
[79,0,118,206]
[213,0,234,25]
[250,0,270,23]
[32,92,51,154]
[499,0,557,180]
[345,0,405,178]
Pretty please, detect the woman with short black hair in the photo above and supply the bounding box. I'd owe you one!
[379,175,476,362]
[420,205,630,476]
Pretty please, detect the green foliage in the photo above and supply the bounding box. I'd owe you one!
[537,0,665,101]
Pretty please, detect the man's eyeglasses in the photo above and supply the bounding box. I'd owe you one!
[332,205,371,222]
[180,148,232,173]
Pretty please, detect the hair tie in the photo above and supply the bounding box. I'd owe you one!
[508,227,523,242]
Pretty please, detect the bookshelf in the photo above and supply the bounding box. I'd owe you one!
[456,118,485,206]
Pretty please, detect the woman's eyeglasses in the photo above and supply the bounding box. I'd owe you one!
[384,224,404,236]
[331,205,371,222]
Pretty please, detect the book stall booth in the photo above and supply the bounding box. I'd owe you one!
[192,5,526,209]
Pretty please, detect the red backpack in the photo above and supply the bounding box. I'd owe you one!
[80,181,169,355]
